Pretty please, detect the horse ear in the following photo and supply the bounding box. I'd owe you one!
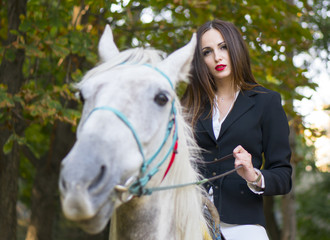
[98,24,120,62]
[157,33,197,87]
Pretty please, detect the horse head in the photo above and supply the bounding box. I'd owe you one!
[59,25,196,234]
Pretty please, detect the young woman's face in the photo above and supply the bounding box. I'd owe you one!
[201,28,232,82]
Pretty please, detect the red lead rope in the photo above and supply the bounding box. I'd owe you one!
[161,140,178,181]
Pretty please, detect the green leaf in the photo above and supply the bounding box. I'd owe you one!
[24,123,49,158]
[3,134,15,154]
[4,48,16,61]
[19,18,33,32]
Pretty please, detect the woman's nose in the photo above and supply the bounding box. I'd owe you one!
[214,50,223,62]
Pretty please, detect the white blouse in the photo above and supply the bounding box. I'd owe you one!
[212,91,239,139]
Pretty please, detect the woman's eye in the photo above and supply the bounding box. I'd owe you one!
[202,50,211,56]
[220,44,227,50]
[154,92,168,106]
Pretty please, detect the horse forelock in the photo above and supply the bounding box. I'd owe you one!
[77,47,166,89]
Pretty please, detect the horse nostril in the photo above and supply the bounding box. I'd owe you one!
[88,165,106,191]
[60,177,67,191]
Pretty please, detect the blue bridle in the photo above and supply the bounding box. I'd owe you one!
[85,64,178,197]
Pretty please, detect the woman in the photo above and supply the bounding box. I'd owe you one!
[181,19,292,239]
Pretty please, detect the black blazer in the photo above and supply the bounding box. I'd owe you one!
[195,86,292,227]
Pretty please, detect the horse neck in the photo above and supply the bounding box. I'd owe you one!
[110,186,205,240]
[110,194,169,240]
[110,112,208,240]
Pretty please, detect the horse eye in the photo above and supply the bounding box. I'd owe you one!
[154,92,168,106]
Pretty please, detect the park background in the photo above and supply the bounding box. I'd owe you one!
[0,0,329,240]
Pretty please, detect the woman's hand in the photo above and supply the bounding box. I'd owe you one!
[233,145,259,183]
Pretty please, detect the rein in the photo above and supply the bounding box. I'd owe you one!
[142,155,242,194]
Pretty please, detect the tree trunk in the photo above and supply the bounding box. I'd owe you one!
[264,196,281,240]
[0,140,21,240]
[281,163,297,240]
[25,120,76,240]
[281,95,297,239]
[0,1,27,240]
[281,1,297,238]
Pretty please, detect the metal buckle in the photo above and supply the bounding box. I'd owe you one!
[114,176,136,202]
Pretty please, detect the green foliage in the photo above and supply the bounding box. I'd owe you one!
[297,172,330,239]
[24,123,50,158]
[300,0,330,67]
[0,84,15,110]
[18,83,81,125]
[19,155,36,208]
[3,133,26,154]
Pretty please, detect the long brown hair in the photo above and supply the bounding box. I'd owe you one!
[181,19,259,127]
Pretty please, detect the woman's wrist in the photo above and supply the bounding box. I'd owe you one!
[247,169,265,193]
[246,168,262,186]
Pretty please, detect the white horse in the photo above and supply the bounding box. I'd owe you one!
[59,25,212,240]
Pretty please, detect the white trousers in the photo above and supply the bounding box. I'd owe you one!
[220,222,269,240]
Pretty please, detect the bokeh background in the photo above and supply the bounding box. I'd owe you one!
[0,0,329,240]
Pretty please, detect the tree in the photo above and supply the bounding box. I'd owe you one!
[301,0,329,69]
[0,0,320,239]
[0,1,27,240]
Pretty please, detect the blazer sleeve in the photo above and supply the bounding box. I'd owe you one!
[261,91,292,195]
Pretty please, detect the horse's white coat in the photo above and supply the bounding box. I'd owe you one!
[59,25,209,240]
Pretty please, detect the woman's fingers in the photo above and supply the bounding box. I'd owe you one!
[233,145,256,180]
[233,145,251,167]
[233,145,244,155]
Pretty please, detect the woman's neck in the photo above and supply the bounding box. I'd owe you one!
[215,80,237,100]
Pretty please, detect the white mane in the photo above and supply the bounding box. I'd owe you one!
[160,100,208,240]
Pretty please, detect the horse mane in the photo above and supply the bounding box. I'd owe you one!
[160,101,209,240]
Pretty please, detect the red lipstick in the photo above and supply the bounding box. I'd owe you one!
[215,64,226,71]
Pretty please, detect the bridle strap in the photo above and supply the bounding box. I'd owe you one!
[87,104,177,197]
[129,108,178,196]
[87,106,145,160]
[142,63,174,89]
[140,102,176,173]
[161,139,178,181]
[85,63,178,197]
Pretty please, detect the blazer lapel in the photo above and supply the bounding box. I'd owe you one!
[199,103,217,142]
[218,90,256,140]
